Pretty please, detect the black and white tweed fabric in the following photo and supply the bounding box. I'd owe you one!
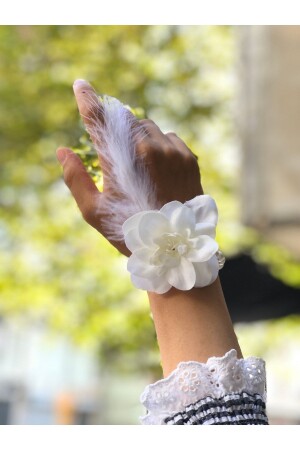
[140,349,268,425]
[164,391,268,425]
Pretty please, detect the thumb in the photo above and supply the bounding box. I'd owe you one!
[56,147,101,225]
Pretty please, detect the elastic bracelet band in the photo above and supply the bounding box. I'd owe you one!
[122,195,225,294]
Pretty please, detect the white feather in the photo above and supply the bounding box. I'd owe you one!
[84,94,157,242]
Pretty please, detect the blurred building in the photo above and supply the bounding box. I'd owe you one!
[0,317,102,424]
[236,25,300,424]
[0,317,147,424]
[239,25,300,257]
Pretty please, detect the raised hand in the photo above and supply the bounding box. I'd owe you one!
[57,79,202,256]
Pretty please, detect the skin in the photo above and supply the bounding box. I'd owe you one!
[57,79,242,377]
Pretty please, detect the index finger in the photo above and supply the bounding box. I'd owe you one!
[73,79,109,174]
[73,79,144,180]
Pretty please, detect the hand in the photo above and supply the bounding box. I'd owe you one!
[57,79,203,256]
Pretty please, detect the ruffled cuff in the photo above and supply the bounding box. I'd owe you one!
[140,349,267,425]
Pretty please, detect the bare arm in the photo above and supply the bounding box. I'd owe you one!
[148,281,242,377]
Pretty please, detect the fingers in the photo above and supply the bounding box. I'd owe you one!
[139,119,166,140]
[137,119,172,157]
[73,79,104,138]
[73,79,112,181]
[56,147,101,226]
[165,132,198,159]
[138,119,198,162]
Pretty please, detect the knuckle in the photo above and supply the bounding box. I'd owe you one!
[135,139,150,154]
[166,131,178,138]
[140,118,155,127]
[137,138,161,155]
[183,151,198,164]
[183,151,194,161]
[163,145,177,157]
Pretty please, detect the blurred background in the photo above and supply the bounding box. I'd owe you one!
[0,25,300,425]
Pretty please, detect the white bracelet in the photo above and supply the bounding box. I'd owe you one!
[122,195,224,294]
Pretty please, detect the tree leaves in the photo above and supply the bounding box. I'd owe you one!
[2,25,298,376]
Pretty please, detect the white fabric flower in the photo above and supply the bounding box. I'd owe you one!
[122,195,220,294]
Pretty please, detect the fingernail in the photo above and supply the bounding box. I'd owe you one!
[56,148,69,165]
[73,79,87,88]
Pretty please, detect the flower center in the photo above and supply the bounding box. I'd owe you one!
[150,233,190,267]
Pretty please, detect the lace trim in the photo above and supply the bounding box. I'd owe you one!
[140,349,267,425]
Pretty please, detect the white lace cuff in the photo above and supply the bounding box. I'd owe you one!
[140,349,267,425]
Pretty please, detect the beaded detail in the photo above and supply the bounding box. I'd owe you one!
[140,349,267,425]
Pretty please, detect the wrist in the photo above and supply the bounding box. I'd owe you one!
[147,279,243,377]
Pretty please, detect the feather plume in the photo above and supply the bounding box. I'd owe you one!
[83,94,157,242]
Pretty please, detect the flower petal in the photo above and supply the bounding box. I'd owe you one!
[193,222,216,239]
[169,205,195,233]
[166,257,196,290]
[122,211,145,235]
[187,236,218,262]
[138,212,169,247]
[160,201,183,219]
[131,274,172,294]
[185,195,218,226]
[127,248,157,277]
[124,228,144,252]
[193,255,219,288]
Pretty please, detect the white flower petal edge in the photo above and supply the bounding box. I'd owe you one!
[194,255,219,287]
[185,195,218,226]
[122,195,221,294]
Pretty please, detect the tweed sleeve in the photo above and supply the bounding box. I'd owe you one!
[139,349,268,425]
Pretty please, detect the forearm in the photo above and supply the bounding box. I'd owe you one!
[148,277,243,377]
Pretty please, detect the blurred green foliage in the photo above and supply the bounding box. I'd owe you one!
[1,25,300,376]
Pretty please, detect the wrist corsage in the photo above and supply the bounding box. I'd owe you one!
[122,195,224,294]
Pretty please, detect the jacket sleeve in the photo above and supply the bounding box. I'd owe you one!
[139,349,268,425]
